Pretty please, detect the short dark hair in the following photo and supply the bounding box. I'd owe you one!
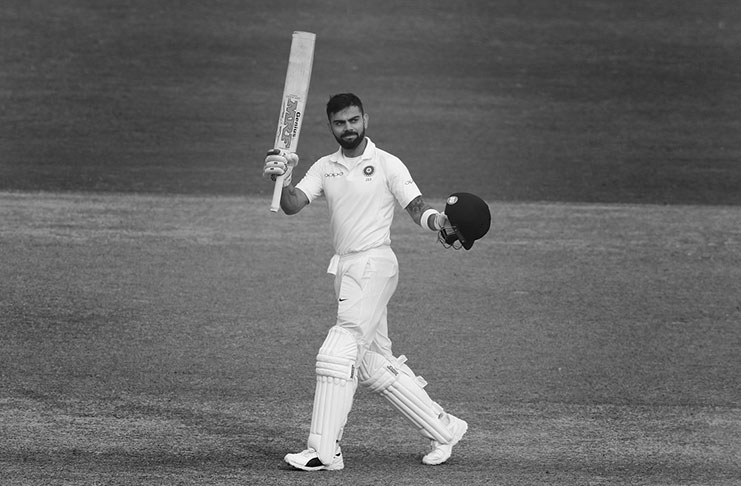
[326,93,364,119]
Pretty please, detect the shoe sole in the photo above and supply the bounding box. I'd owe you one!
[284,454,344,471]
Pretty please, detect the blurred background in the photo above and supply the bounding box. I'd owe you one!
[2,0,740,204]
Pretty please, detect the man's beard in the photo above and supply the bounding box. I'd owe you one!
[336,127,365,150]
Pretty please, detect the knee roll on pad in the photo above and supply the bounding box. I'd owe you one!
[358,352,453,444]
[315,326,358,379]
[308,326,359,464]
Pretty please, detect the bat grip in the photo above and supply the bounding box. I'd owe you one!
[269,175,285,212]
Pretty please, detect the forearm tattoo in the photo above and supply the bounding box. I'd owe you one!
[405,195,432,225]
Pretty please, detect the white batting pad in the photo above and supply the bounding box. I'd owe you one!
[307,326,359,464]
[358,351,454,444]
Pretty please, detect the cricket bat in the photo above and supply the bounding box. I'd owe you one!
[269,31,316,212]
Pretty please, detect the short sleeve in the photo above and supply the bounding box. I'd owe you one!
[387,158,422,208]
[295,161,324,203]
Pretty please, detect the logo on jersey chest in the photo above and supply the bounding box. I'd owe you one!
[363,165,375,181]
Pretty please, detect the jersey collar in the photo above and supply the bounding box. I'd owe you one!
[330,138,376,170]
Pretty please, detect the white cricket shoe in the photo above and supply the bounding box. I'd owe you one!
[422,413,468,465]
[284,447,344,471]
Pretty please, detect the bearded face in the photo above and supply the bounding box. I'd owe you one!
[336,125,366,150]
[328,106,368,151]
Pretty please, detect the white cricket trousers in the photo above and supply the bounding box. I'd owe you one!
[330,245,398,359]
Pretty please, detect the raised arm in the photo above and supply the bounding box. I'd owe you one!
[280,184,310,215]
[263,149,310,215]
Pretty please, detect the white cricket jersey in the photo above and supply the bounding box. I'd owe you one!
[296,138,422,257]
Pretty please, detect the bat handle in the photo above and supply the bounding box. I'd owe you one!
[270,175,285,212]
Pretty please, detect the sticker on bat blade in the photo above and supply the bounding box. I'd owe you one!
[280,97,302,147]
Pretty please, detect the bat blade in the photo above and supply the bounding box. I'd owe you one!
[270,31,315,212]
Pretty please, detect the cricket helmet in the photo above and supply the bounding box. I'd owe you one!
[439,192,491,250]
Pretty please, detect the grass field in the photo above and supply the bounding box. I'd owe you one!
[1,192,739,485]
[2,0,741,484]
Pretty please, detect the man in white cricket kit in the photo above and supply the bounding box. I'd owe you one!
[263,93,469,471]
